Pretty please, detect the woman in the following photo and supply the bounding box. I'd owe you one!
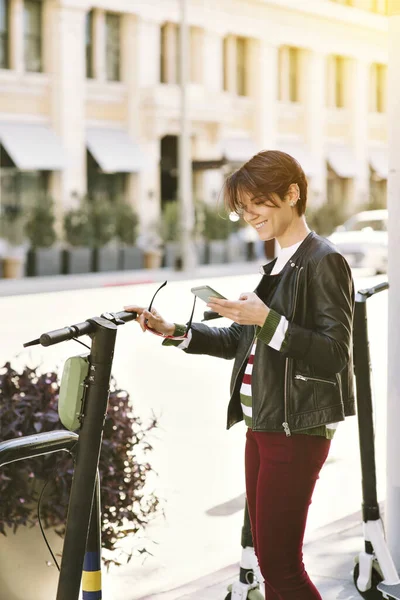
[125,150,355,599]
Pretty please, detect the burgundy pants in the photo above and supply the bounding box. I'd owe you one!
[245,429,330,600]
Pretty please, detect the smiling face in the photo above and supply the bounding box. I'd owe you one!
[240,191,296,243]
[238,184,307,247]
[224,150,310,248]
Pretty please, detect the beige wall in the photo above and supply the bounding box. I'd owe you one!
[0,89,50,116]
[369,115,388,141]
[85,100,127,122]
[277,112,305,136]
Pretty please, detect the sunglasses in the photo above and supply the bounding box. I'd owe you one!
[144,281,197,339]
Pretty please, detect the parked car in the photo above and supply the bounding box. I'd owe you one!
[328,209,388,274]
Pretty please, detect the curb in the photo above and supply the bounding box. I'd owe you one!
[0,261,265,298]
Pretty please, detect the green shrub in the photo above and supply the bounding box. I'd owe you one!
[88,196,116,247]
[160,202,179,242]
[200,202,239,241]
[307,202,350,237]
[64,203,93,247]
[115,202,139,245]
[63,195,118,248]
[24,195,57,249]
[0,204,24,247]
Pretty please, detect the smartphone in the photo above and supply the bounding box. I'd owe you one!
[191,285,227,303]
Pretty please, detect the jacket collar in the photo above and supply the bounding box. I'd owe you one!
[259,231,316,275]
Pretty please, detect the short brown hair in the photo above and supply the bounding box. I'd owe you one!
[224,150,308,216]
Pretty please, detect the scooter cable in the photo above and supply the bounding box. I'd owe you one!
[72,337,91,350]
[37,469,61,572]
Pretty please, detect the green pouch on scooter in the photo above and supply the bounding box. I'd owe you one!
[58,355,90,431]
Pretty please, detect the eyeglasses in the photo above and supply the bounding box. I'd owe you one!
[144,280,197,340]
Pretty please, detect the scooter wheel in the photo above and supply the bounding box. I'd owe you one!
[353,562,384,599]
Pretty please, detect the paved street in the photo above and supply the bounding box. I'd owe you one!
[0,268,389,600]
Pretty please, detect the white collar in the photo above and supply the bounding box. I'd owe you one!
[276,240,303,258]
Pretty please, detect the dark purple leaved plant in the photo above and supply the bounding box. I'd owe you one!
[0,362,160,568]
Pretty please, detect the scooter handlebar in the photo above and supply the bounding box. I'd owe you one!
[39,322,94,347]
[356,281,389,301]
[23,310,138,348]
[368,282,389,295]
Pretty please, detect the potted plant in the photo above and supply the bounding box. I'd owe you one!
[136,221,163,270]
[226,213,247,263]
[116,202,143,270]
[193,200,208,265]
[200,202,235,264]
[88,196,118,272]
[63,198,93,274]
[160,202,181,269]
[0,204,26,279]
[0,361,160,600]
[25,195,61,277]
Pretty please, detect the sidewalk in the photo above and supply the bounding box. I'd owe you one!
[0,260,264,297]
[139,509,365,600]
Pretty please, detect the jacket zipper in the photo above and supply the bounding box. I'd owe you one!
[295,374,336,385]
[291,265,304,321]
[282,359,291,436]
[282,265,304,437]
[231,326,256,398]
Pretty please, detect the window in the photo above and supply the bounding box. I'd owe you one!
[327,55,346,108]
[0,145,48,244]
[160,23,204,86]
[86,10,94,79]
[371,0,389,14]
[236,37,247,96]
[376,64,387,112]
[333,0,388,13]
[24,0,42,72]
[160,23,180,84]
[370,63,387,112]
[223,37,229,91]
[160,24,168,83]
[0,0,9,69]
[190,27,203,84]
[334,56,345,108]
[288,47,299,102]
[222,35,250,96]
[87,151,126,203]
[278,46,300,103]
[105,13,121,82]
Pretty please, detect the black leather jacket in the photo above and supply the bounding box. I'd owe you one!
[185,232,355,435]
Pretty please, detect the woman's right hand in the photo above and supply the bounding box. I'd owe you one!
[124,305,175,336]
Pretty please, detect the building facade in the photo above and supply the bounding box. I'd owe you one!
[0,0,389,240]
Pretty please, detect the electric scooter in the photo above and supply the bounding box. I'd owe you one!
[0,309,137,600]
[353,282,400,600]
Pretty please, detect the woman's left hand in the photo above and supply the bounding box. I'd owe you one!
[207,292,270,326]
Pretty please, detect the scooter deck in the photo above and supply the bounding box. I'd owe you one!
[378,581,400,599]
